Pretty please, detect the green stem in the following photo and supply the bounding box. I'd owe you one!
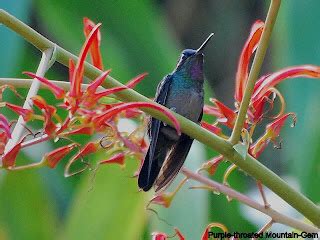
[229,0,281,145]
[1,8,320,227]
[4,48,54,155]
[182,168,319,233]
[8,160,46,171]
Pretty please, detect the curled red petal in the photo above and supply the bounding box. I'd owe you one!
[77,142,99,157]
[56,117,71,135]
[0,114,12,138]
[81,86,128,109]
[122,108,142,118]
[250,113,296,158]
[152,232,167,240]
[235,20,264,102]
[201,155,224,175]
[32,96,56,116]
[174,228,185,240]
[266,112,296,138]
[93,102,181,135]
[71,23,102,98]
[126,73,148,89]
[44,118,57,137]
[212,99,237,129]
[5,102,33,121]
[203,105,223,117]
[23,72,65,99]
[250,90,272,122]
[0,132,9,155]
[2,136,25,168]
[93,86,128,100]
[201,121,222,135]
[150,192,173,208]
[201,228,209,240]
[253,65,320,102]
[45,143,78,168]
[86,70,111,94]
[30,96,58,136]
[83,18,103,70]
[99,153,126,166]
[249,139,268,159]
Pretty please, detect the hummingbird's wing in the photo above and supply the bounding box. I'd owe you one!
[138,75,173,191]
[154,110,203,192]
[154,133,193,192]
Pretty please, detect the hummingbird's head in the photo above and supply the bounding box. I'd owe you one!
[175,33,214,81]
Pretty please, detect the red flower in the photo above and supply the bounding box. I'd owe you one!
[44,143,78,168]
[149,192,174,208]
[2,136,26,168]
[5,102,34,122]
[23,20,175,143]
[99,153,126,166]
[202,20,320,187]
[205,20,320,128]
[250,113,296,158]
[0,113,11,139]
[204,19,320,159]
[83,18,104,70]
[200,155,224,175]
[235,20,264,103]
[152,232,167,240]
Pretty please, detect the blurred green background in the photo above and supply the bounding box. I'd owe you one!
[0,0,319,239]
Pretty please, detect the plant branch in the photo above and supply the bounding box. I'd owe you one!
[229,0,281,145]
[3,48,54,155]
[1,8,320,227]
[0,78,104,92]
[182,168,319,233]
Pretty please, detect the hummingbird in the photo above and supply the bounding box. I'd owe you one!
[138,33,214,192]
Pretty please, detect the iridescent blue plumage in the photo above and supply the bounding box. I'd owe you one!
[138,33,213,192]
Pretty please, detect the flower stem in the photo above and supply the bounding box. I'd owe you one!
[229,0,281,145]
[253,220,274,240]
[1,7,320,227]
[181,167,319,233]
[8,160,46,171]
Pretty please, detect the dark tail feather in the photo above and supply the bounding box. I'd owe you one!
[155,134,193,192]
[138,135,172,191]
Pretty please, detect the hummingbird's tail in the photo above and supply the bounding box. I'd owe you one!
[138,134,173,191]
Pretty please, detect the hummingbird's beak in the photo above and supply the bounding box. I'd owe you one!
[196,33,214,54]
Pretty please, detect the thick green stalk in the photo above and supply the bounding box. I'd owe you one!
[1,8,320,227]
[229,0,281,145]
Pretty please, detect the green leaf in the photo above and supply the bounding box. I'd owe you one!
[0,163,58,240]
[61,160,147,239]
[36,0,178,96]
[0,0,32,76]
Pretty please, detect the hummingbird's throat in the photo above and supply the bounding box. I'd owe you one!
[190,58,204,80]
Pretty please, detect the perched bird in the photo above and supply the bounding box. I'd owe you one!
[138,33,213,192]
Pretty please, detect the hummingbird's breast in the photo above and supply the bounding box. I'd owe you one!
[166,77,204,123]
